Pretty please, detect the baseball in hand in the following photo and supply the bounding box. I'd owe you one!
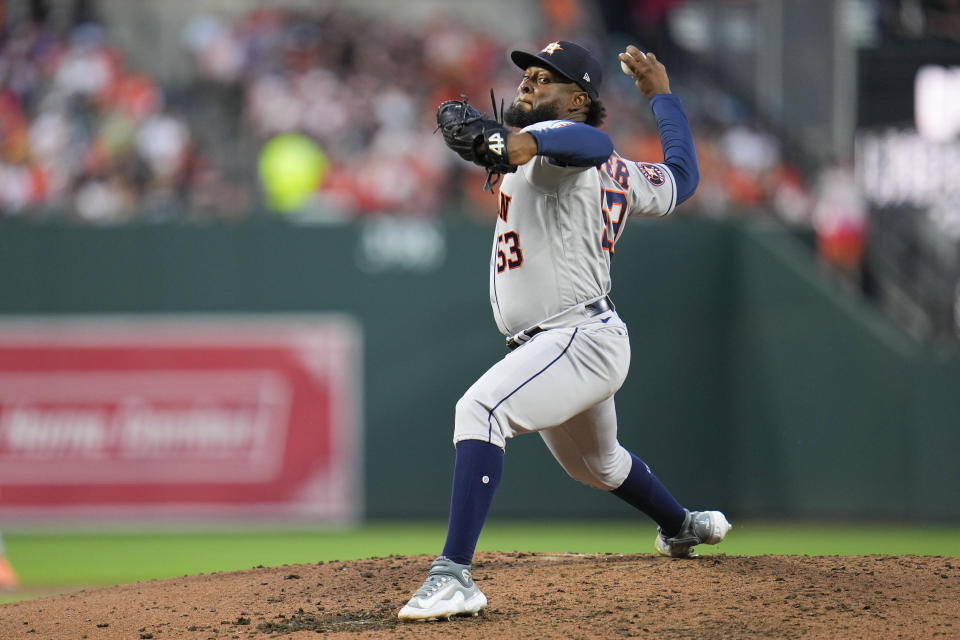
[620,50,646,77]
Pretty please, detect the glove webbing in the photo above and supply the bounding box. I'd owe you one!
[433,94,481,135]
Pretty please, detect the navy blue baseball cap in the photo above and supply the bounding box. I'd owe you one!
[510,40,602,99]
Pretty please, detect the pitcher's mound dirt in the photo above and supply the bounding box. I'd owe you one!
[1,552,957,639]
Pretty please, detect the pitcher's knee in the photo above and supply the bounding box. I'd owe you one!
[582,447,632,490]
[453,393,507,448]
[562,466,614,491]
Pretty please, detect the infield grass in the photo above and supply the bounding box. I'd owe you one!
[2,520,959,603]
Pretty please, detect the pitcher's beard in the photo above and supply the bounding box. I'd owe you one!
[504,101,562,128]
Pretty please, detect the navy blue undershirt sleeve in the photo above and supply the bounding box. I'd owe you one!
[528,123,613,167]
[650,93,699,205]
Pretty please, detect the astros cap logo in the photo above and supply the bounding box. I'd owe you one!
[541,41,563,55]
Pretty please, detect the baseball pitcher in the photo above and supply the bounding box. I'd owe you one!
[400,40,731,621]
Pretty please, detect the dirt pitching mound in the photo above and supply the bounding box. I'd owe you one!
[1,552,957,639]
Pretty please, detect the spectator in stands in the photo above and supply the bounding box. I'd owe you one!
[812,157,869,286]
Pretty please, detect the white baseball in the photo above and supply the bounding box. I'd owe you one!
[620,51,647,77]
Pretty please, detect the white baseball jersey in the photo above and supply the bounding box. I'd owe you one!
[490,120,678,336]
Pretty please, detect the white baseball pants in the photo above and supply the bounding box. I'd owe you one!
[453,313,633,490]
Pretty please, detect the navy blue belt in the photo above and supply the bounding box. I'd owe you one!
[506,296,615,351]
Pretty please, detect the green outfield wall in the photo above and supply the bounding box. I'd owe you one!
[1,217,956,521]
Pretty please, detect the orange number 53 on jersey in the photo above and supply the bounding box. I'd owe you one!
[496,231,524,272]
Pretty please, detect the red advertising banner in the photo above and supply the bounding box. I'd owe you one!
[0,316,361,525]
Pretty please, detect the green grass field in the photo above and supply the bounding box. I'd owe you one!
[2,520,959,603]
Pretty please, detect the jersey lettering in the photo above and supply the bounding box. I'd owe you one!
[602,158,614,178]
[603,158,630,190]
[496,231,524,272]
[498,193,512,222]
[600,189,628,252]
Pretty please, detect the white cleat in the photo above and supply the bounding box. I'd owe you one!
[398,556,487,621]
[655,509,732,558]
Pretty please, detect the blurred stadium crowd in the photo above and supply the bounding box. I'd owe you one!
[0,4,206,222]
[1,0,959,340]
[0,0,827,225]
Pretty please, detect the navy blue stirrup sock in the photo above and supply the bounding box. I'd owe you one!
[441,439,504,566]
[610,453,686,537]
